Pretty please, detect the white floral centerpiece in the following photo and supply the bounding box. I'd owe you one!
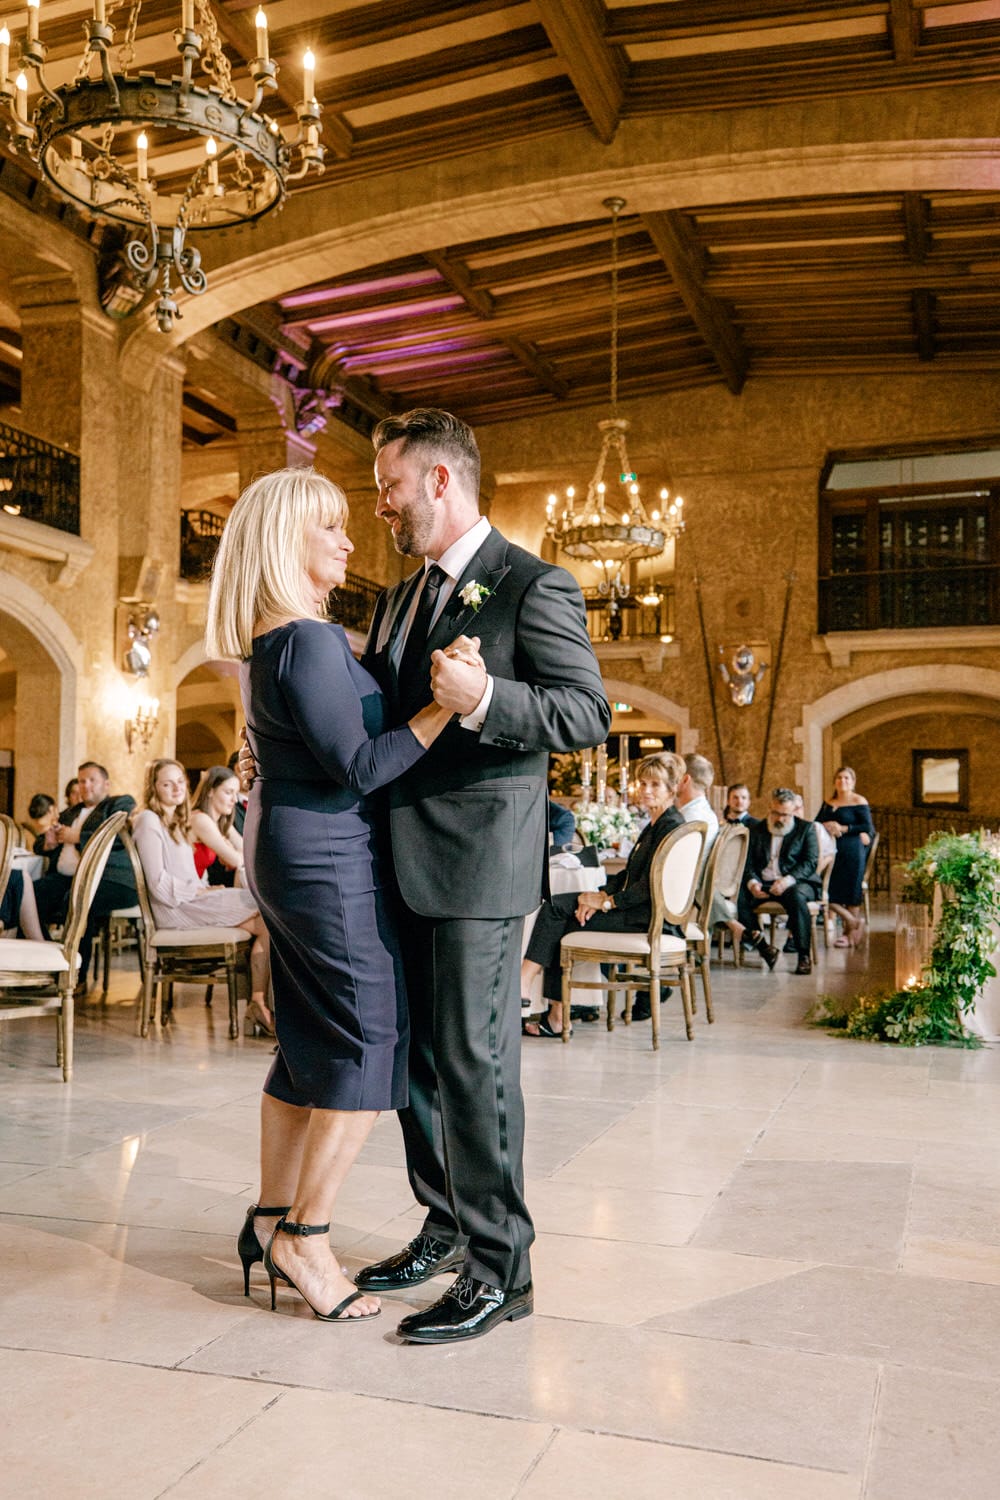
[573,802,640,853]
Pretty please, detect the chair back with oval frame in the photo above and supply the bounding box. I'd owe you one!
[557,821,708,1050]
[0,810,128,1081]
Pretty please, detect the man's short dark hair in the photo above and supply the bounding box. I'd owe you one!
[728,783,750,796]
[78,761,109,780]
[372,407,481,496]
[28,793,55,819]
[771,787,797,805]
[684,753,714,791]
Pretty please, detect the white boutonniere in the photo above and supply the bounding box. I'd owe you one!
[459,580,491,612]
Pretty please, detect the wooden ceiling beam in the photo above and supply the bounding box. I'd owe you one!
[423,251,496,320]
[643,210,747,394]
[903,193,930,263]
[706,261,981,293]
[322,27,551,111]
[606,2,883,45]
[500,334,570,398]
[888,0,918,65]
[533,0,626,144]
[912,288,936,361]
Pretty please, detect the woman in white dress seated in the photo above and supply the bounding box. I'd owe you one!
[131,758,273,1034]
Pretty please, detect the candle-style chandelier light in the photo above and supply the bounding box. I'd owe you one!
[544,196,684,602]
[0,2,324,332]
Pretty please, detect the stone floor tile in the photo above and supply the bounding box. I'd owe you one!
[692,1160,911,1267]
[864,1366,1000,1499]
[520,1429,861,1500]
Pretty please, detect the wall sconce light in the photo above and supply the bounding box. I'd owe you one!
[124,605,160,677]
[125,696,159,755]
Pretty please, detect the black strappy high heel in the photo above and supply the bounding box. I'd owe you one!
[263,1219,381,1323]
[237,1203,291,1296]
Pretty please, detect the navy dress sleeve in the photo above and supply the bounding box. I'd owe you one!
[276,620,426,795]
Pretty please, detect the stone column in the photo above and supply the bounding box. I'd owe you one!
[237,411,316,491]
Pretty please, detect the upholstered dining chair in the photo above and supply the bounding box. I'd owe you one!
[557,821,707,1051]
[0,810,128,1081]
[861,830,880,927]
[121,826,253,1039]
[687,822,750,1020]
[0,813,16,922]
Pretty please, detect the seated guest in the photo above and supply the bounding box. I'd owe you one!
[520,751,686,1037]
[22,793,56,841]
[0,867,46,940]
[548,796,576,853]
[34,762,136,993]
[723,783,757,826]
[62,778,82,812]
[190,765,245,887]
[737,788,820,975]
[132,758,273,1035]
[677,752,720,851]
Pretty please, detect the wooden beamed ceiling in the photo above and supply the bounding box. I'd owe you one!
[257,191,1000,427]
[6,3,1000,428]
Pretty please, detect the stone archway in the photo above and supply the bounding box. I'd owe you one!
[0,571,82,804]
[795,665,1000,813]
[600,677,698,754]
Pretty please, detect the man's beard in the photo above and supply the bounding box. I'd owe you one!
[391,482,436,557]
[768,817,794,835]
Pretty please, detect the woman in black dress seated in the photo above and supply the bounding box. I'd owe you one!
[206,468,457,1323]
[520,751,686,1036]
[816,765,875,948]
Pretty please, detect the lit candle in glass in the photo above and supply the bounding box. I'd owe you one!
[580,747,592,807]
[595,744,607,806]
[302,48,315,103]
[26,0,39,46]
[14,69,28,121]
[205,134,218,188]
[0,26,9,89]
[255,7,268,61]
[136,130,148,181]
[619,733,629,802]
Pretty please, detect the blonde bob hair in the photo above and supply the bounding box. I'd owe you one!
[205,466,348,660]
[634,750,685,794]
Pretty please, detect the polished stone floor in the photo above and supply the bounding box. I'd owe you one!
[2,914,999,1499]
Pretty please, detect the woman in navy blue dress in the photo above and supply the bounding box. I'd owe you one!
[816,766,875,947]
[206,468,456,1323]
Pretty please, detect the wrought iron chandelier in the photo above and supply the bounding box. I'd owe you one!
[545,196,684,601]
[0,2,324,332]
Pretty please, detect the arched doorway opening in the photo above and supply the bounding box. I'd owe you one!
[175,660,242,778]
[0,573,81,817]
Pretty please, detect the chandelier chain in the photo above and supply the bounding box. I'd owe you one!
[119,1,142,72]
[609,199,619,417]
[196,0,236,100]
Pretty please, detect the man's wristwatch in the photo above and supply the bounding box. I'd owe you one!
[602,896,613,912]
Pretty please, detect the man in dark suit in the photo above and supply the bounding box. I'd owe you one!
[737,787,819,975]
[723,783,758,827]
[354,408,611,1343]
[33,761,136,993]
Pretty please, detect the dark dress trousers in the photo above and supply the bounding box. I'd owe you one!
[363,525,611,1290]
[737,817,820,955]
[525,805,684,1001]
[241,619,429,1112]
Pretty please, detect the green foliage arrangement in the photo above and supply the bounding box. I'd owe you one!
[814,829,1000,1048]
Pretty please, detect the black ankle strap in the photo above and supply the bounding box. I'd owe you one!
[254,1204,291,1217]
[279,1219,331,1236]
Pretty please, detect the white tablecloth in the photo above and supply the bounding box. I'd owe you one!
[10,850,43,882]
[522,857,607,1012]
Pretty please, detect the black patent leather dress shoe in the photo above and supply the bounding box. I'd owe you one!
[396,1274,533,1344]
[354,1233,465,1292]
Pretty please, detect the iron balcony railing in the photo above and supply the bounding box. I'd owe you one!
[582,584,676,642]
[866,804,999,895]
[819,564,1000,633]
[0,419,80,534]
[180,508,227,581]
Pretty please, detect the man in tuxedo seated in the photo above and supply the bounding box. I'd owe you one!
[737,787,819,975]
[723,783,757,827]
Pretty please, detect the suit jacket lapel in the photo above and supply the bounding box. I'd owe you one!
[426,530,510,655]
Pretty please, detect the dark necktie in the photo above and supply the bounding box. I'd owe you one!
[398,563,446,685]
